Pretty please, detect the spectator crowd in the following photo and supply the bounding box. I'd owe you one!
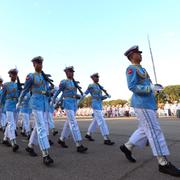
[54,101,180,119]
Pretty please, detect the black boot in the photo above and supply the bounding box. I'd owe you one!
[85,134,95,141]
[120,144,136,163]
[15,130,18,137]
[25,147,38,157]
[146,140,149,146]
[2,140,11,147]
[77,145,88,153]
[52,130,58,136]
[21,131,26,137]
[104,139,115,145]
[57,139,68,148]
[27,135,30,140]
[2,128,5,133]
[43,155,54,166]
[159,162,180,177]
[49,139,54,146]
[12,144,19,152]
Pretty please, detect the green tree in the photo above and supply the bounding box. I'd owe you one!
[103,99,128,106]
[156,85,180,104]
[78,96,92,108]
[79,97,127,108]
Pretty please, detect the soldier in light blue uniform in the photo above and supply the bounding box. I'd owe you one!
[17,56,54,166]
[0,77,6,131]
[84,73,114,145]
[19,92,32,137]
[43,81,53,146]
[43,83,58,146]
[120,45,180,177]
[52,66,88,153]
[48,86,58,137]
[0,69,19,151]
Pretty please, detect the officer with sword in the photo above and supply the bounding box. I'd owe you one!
[120,45,180,177]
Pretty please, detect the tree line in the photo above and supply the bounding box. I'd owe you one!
[78,85,180,108]
[79,96,128,108]
[156,85,180,104]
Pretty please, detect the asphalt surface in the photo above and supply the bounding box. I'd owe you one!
[0,117,180,180]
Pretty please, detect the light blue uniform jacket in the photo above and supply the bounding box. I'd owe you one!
[126,65,157,110]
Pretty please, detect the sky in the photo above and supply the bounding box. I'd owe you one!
[0,0,179,100]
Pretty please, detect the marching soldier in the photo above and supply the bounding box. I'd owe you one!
[19,92,32,138]
[48,86,58,136]
[120,45,180,177]
[0,77,6,131]
[0,69,19,151]
[17,56,54,166]
[43,83,58,146]
[43,82,54,146]
[84,73,114,145]
[52,66,88,153]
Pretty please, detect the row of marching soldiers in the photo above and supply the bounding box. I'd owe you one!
[0,56,114,166]
[1,45,180,177]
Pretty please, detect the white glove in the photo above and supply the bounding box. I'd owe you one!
[151,84,163,93]
[16,103,20,109]
[154,84,163,92]
[50,101,54,107]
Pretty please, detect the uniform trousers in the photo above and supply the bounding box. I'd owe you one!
[60,109,82,142]
[0,109,6,128]
[129,108,169,156]
[48,112,55,129]
[21,113,30,134]
[88,109,109,136]
[29,110,50,150]
[4,111,17,140]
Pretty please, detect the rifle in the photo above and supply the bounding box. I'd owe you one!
[54,95,64,110]
[72,78,83,96]
[96,83,110,97]
[72,78,85,107]
[17,76,24,92]
[14,66,24,92]
[41,71,54,88]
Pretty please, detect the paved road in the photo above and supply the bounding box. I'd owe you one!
[0,117,180,180]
